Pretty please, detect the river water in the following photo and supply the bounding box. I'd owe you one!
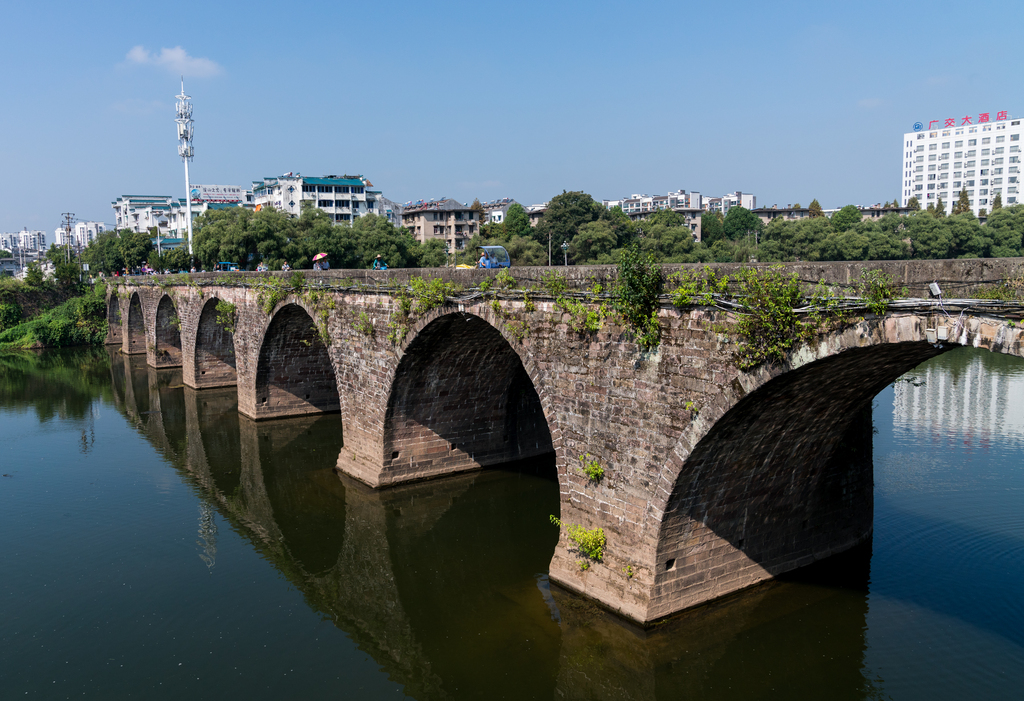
[1,346,1022,700]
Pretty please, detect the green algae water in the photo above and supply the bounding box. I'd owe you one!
[1,346,1022,700]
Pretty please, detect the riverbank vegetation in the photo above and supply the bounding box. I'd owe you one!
[0,278,107,350]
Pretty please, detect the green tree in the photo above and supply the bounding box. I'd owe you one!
[0,249,10,258]
[24,262,44,286]
[992,192,1003,211]
[952,188,970,215]
[907,210,954,258]
[504,203,531,240]
[907,196,921,210]
[194,206,292,270]
[722,206,765,245]
[985,205,1024,256]
[830,205,862,232]
[569,220,617,264]
[808,199,825,218]
[118,230,154,271]
[81,230,127,274]
[700,210,725,245]
[533,191,605,263]
[934,196,945,217]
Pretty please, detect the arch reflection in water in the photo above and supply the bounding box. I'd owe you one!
[106,351,884,700]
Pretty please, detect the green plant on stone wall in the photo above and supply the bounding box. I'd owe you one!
[855,269,900,316]
[623,564,636,579]
[549,515,606,564]
[504,319,527,343]
[541,270,568,297]
[735,266,805,370]
[169,314,182,332]
[355,311,374,336]
[615,242,663,349]
[495,267,516,290]
[805,278,852,333]
[215,300,237,334]
[255,275,288,314]
[290,271,306,290]
[669,265,730,307]
[409,276,460,314]
[579,454,604,482]
[556,296,608,334]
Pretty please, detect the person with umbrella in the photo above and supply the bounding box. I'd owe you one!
[312,252,329,270]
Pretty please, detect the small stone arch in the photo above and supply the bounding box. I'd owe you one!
[249,303,340,420]
[106,295,123,346]
[153,295,183,367]
[379,307,554,485]
[645,312,1024,621]
[124,292,145,355]
[193,297,237,388]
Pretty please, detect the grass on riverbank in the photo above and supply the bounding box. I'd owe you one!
[0,284,108,349]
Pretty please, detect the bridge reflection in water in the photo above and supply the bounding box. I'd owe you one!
[107,347,879,700]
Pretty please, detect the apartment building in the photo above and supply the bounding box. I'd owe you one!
[0,230,47,252]
[251,173,381,222]
[481,198,520,223]
[112,195,189,237]
[55,221,107,248]
[605,190,703,216]
[400,199,480,251]
[902,110,1021,215]
[704,191,756,215]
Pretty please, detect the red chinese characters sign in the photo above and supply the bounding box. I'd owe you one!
[918,111,1009,132]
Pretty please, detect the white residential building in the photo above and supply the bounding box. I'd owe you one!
[901,110,1021,215]
[251,173,381,222]
[605,190,702,216]
[1,229,47,252]
[705,191,756,215]
[55,221,106,249]
[481,198,520,223]
[112,195,190,238]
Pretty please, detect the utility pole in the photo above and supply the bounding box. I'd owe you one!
[175,79,195,255]
[61,212,75,264]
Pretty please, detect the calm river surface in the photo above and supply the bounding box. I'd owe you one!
[1,346,1023,700]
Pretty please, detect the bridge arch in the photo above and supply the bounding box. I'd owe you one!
[247,302,340,420]
[153,295,183,367]
[645,312,1024,620]
[106,295,123,346]
[193,297,237,388]
[124,292,145,355]
[378,306,555,485]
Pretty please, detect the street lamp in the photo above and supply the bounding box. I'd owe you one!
[561,241,569,266]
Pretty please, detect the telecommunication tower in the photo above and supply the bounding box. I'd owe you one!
[175,79,195,255]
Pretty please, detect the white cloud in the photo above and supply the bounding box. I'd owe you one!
[858,97,883,109]
[124,45,223,78]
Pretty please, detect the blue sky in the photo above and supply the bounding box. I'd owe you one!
[1,0,1020,234]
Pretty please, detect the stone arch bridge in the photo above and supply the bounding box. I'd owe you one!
[106,258,1024,625]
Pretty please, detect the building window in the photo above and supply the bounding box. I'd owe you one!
[318,200,333,207]
[929,143,937,151]
[302,184,315,192]
[996,135,1006,143]
[1012,134,1020,141]
[335,186,349,193]
[968,139,977,146]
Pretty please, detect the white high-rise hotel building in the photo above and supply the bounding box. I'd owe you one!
[901,109,1021,216]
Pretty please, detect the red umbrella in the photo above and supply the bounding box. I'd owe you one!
[312,252,327,261]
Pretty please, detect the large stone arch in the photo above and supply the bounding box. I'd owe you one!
[191,296,237,388]
[644,312,1024,621]
[106,295,123,346]
[374,307,555,487]
[244,302,340,421]
[123,292,145,355]
[152,295,183,368]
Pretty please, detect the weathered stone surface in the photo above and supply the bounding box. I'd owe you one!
[107,260,1024,625]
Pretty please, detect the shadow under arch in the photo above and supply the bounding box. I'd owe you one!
[379,310,554,485]
[648,340,953,619]
[124,292,145,355]
[153,294,182,367]
[248,303,340,420]
[106,295,123,346]
[192,296,237,388]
